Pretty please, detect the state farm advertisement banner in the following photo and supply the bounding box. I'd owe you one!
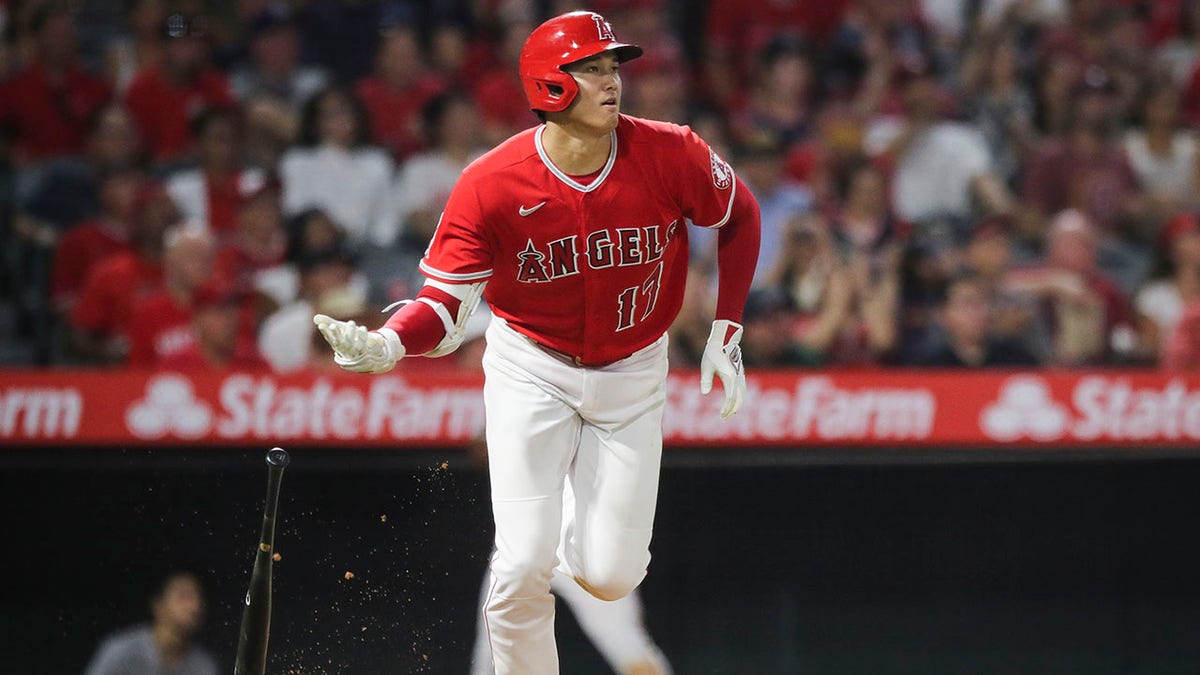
[2,369,1200,448]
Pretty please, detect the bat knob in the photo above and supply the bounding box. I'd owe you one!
[266,447,291,468]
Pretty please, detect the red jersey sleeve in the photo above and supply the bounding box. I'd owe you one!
[418,178,494,284]
[677,127,737,229]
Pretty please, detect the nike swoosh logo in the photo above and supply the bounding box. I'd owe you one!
[519,201,547,217]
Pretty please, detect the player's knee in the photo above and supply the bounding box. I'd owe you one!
[574,566,645,601]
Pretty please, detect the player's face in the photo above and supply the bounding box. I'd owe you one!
[563,53,622,133]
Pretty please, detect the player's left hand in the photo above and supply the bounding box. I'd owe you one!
[700,319,745,419]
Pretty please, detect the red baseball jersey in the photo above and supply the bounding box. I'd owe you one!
[420,115,737,365]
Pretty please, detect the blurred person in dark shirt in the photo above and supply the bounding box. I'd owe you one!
[124,12,234,164]
[83,572,218,675]
[229,5,329,112]
[916,269,1040,368]
[0,2,111,164]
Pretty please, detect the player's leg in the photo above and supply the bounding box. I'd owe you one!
[481,318,586,675]
[550,574,674,675]
[562,336,669,602]
[470,564,497,675]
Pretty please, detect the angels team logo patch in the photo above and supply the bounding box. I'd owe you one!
[593,14,615,41]
[710,148,732,190]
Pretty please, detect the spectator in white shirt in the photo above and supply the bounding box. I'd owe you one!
[864,66,1013,229]
[279,85,395,249]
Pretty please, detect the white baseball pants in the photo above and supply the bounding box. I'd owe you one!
[480,317,668,675]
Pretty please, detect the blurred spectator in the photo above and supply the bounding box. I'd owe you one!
[229,5,328,111]
[1123,78,1200,217]
[14,104,139,240]
[0,3,112,164]
[127,222,216,368]
[280,85,395,248]
[666,262,718,368]
[960,32,1038,186]
[82,571,217,675]
[389,91,486,250]
[355,24,447,161]
[961,215,1040,344]
[370,91,487,301]
[864,66,1012,231]
[1155,0,1200,87]
[1004,209,1135,366]
[622,52,689,124]
[764,213,855,366]
[159,278,266,371]
[68,182,179,364]
[1163,298,1200,369]
[258,237,360,374]
[49,166,141,316]
[731,131,814,287]
[830,160,908,263]
[731,35,817,147]
[124,12,234,164]
[1020,67,1144,237]
[165,107,265,238]
[102,0,166,94]
[472,16,540,148]
[914,269,1040,367]
[701,0,850,108]
[1134,212,1200,364]
[739,286,813,367]
[241,92,299,172]
[1032,49,1084,136]
[213,182,291,320]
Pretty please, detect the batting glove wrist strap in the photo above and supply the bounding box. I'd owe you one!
[700,319,746,419]
[313,315,406,374]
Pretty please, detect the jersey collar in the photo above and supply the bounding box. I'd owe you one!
[534,125,617,193]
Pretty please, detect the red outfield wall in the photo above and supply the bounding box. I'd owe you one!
[2,369,1200,448]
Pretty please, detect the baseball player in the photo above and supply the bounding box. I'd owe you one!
[313,11,760,674]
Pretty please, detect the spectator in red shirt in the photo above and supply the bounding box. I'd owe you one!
[159,279,267,372]
[471,17,539,148]
[0,3,112,164]
[355,24,447,161]
[165,107,265,239]
[213,182,289,318]
[67,182,181,364]
[127,222,216,368]
[124,12,234,165]
[50,166,142,316]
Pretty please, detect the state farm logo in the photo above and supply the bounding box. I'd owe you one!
[126,375,213,439]
[981,375,1200,443]
[981,376,1069,441]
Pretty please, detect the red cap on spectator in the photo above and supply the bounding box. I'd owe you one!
[1160,212,1200,251]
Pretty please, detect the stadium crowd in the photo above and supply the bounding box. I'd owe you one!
[3,0,1200,372]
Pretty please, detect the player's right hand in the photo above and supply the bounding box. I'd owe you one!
[700,319,746,419]
[313,314,406,374]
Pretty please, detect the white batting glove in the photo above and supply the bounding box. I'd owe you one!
[312,314,405,374]
[700,319,746,419]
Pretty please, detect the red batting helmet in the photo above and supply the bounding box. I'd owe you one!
[518,11,643,113]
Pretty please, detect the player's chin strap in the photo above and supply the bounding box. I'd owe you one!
[381,279,487,357]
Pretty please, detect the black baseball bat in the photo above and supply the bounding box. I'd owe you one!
[233,447,290,675]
